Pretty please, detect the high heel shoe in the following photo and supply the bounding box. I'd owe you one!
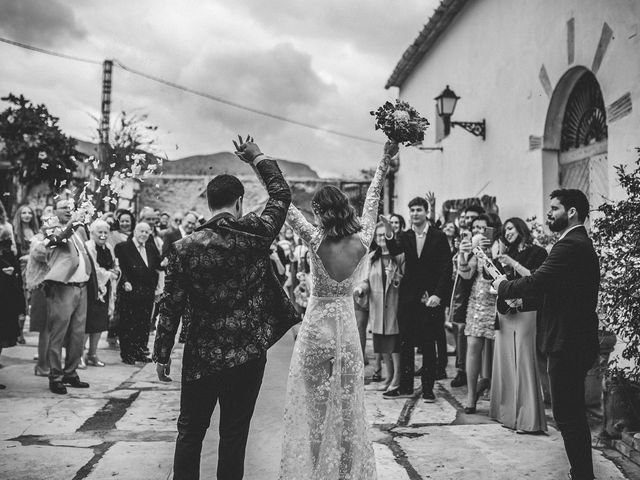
[86,355,105,367]
[476,378,490,402]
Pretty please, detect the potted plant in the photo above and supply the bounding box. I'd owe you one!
[592,149,640,438]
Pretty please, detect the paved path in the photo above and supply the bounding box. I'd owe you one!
[0,330,638,479]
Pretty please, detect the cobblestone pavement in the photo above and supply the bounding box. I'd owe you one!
[1,330,638,480]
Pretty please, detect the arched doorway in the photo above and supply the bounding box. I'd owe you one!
[542,67,609,216]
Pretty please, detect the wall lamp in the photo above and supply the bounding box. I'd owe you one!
[435,85,486,141]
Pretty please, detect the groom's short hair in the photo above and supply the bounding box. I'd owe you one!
[207,174,245,210]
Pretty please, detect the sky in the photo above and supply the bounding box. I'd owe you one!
[0,0,439,177]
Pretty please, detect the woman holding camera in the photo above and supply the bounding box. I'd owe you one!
[490,217,548,433]
[458,214,499,414]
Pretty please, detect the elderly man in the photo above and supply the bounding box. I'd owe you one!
[161,212,198,258]
[114,222,161,364]
[43,200,96,394]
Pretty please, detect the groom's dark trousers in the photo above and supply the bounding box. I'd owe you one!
[173,355,266,480]
[498,225,599,480]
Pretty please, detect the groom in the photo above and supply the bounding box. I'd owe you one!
[153,138,300,480]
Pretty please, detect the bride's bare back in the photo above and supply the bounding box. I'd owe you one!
[316,234,367,283]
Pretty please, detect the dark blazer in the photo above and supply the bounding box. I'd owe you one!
[161,228,183,258]
[387,227,453,307]
[153,159,300,382]
[497,226,600,355]
[114,237,160,296]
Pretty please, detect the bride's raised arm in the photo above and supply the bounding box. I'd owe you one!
[359,141,398,246]
[286,204,319,246]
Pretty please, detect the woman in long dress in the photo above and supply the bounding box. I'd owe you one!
[279,141,396,480]
[490,217,548,433]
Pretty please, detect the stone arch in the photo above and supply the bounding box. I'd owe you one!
[541,66,608,217]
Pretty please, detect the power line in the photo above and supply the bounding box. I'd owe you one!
[0,35,383,145]
[113,60,382,145]
[0,37,102,65]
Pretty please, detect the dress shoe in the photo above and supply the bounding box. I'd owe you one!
[435,369,447,380]
[450,371,467,387]
[463,406,476,414]
[383,388,413,399]
[136,356,152,363]
[62,377,89,388]
[86,355,105,367]
[49,381,67,394]
[422,390,436,403]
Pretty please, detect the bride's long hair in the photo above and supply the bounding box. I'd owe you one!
[312,185,362,239]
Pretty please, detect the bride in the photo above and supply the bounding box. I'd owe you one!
[278,140,398,480]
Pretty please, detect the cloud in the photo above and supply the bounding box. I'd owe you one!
[0,0,87,45]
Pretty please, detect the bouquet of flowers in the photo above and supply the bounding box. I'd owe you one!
[370,100,430,146]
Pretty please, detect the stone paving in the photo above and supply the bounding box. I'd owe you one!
[0,330,638,480]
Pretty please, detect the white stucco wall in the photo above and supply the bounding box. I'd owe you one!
[393,0,640,222]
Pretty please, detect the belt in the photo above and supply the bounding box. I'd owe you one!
[47,280,88,288]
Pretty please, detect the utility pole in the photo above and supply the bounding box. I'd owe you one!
[98,59,113,209]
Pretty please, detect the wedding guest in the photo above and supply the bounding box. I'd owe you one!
[157,211,171,240]
[162,212,198,258]
[40,205,55,224]
[356,223,404,392]
[458,214,497,413]
[442,221,459,255]
[0,224,25,388]
[494,189,600,479]
[83,219,120,367]
[25,222,51,376]
[43,200,95,394]
[114,222,161,364]
[12,204,39,343]
[388,213,406,236]
[0,200,16,254]
[448,205,485,388]
[383,197,452,402]
[108,209,135,247]
[172,211,183,229]
[139,206,163,257]
[490,217,548,433]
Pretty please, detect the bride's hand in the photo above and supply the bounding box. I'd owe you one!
[233,134,262,163]
[383,140,399,160]
[379,215,393,237]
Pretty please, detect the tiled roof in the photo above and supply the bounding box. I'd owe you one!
[385,0,471,89]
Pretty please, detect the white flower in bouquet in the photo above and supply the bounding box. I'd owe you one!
[392,110,411,124]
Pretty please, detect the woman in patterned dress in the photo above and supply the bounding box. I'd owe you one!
[458,214,499,414]
[279,141,397,480]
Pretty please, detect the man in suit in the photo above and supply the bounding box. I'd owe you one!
[161,211,198,258]
[493,189,599,480]
[43,200,96,394]
[153,139,299,480]
[114,222,161,364]
[382,197,453,402]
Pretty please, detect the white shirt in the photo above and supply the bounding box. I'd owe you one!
[558,224,584,242]
[412,223,429,257]
[179,226,187,239]
[135,239,148,267]
[67,233,90,283]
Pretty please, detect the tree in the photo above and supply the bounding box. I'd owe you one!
[89,111,162,210]
[593,149,640,381]
[0,94,77,208]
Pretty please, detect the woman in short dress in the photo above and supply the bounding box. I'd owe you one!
[490,217,548,433]
[458,214,498,414]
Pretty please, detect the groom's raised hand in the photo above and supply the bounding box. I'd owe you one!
[233,134,263,164]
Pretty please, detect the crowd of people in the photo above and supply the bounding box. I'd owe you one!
[0,198,207,392]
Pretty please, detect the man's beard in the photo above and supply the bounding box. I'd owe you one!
[547,215,568,232]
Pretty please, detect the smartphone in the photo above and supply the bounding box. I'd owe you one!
[483,226,495,242]
[460,230,472,241]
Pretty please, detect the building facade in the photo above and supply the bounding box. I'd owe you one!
[386,0,639,223]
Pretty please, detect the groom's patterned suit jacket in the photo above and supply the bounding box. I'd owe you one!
[152,159,300,382]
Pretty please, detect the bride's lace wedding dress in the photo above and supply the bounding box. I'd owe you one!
[279,155,389,480]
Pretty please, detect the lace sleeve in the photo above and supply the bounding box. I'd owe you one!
[359,156,390,246]
[286,204,319,246]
